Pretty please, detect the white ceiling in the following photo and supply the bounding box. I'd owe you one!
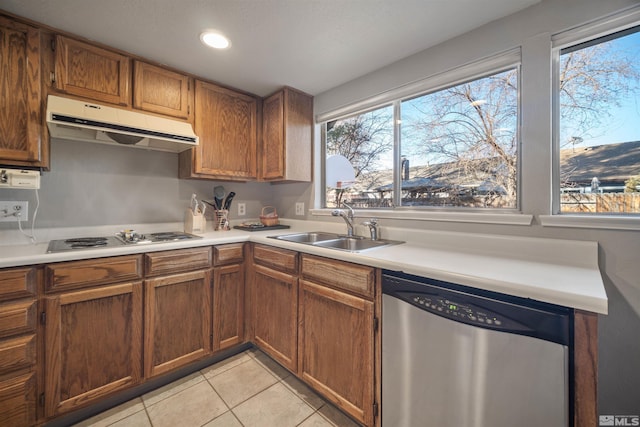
[2,0,540,97]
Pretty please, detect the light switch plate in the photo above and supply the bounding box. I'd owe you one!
[295,202,305,216]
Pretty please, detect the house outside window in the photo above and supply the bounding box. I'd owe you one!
[323,66,520,210]
[555,25,640,214]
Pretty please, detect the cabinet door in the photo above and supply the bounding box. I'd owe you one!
[133,60,192,120]
[192,80,257,179]
[0,372,36,427]
[0,17,42,164]
[261,90,285,180]
[213,264,244,351]
[144,270,212,378]
[299,280,375,426]
[44,282,143,417]
[252,264,298,371]
[54,35,130,106]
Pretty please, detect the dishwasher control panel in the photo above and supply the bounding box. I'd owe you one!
[404,292,521,330]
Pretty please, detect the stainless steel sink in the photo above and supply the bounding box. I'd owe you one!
[270,231,341,243]
[268,232,403,253]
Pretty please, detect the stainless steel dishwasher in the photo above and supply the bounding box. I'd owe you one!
[382,270,572,427]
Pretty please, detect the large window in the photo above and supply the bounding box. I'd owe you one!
[556,26,640,214]
[323,68,519,210]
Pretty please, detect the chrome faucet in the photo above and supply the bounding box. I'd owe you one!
[362,218,379,240]
[331,202,356,237]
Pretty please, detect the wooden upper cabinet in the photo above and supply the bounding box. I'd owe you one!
[261,87,313,182]
[0,16,42,165]
[54,35,131,106]
[180,80,257,180]
[133,60,193,120]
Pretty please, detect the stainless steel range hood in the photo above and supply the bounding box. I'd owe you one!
[46,95,198,153]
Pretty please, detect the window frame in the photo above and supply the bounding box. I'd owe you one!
[550,8,640,223]
[318,51,524,217]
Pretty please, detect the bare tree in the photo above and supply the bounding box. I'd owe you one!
[326,108,393,206]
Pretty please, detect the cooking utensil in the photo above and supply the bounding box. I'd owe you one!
[213,186,226,210]
[222,192,235,210]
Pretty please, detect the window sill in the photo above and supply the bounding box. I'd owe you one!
[539,214,640,231]
[310,209,533,226]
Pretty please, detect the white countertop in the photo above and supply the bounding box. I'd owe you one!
[0,219,608,314]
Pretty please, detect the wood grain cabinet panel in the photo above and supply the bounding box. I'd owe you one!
[0,372,36,427]
[44,282,143,417]
[299,280,375,426]
[213,263,244,351]
[145,247,212,277]
[0,16,43,166]
[0,334,36,375]
[213,243,244,266]
[133,60,192,120]
[45,255,143,293]
[253,244,298,274]
[144,270,212,378]
[0,300,37,339]
[261,87,313,182]
[252,264,298,372]
[54,35,131,106]
[301,254,374,299]
[180,80,257,180]
[0,267,37,302]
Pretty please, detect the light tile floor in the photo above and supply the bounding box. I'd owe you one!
[73,349,360,427]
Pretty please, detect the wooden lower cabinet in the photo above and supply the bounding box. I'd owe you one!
[144,270,212,378]
[298,280,375,426]
[213,264,244,351]
[252,264,298,372]
[0,372,36,427]
[44,282,143,417]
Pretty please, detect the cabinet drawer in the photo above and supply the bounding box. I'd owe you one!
[253,244,298,274]
[46,255,143,293]
[0,300,37,339]
[214,243,244,266]
[0,267,37,301]
[145,247,212,277]
[0,335,36,375]
[301,255,374,299]
[0,372,36,427]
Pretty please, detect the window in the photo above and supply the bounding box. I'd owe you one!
[325,106,394,208]
[555,26,640,214]
[322,67,520,210]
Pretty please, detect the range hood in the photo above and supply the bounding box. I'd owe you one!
[46,95,198,153]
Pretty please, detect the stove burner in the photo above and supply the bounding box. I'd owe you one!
[149,232,192,241]
[65,237,109,248]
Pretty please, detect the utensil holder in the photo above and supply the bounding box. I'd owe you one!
[215,210,230,231]
[259,206,279,226]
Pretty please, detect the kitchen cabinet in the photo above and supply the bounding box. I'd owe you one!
[144,248,212,378]
[43,256,143,418]
[213,244,245,351]
[0,266,38,427]
[133,60,193,121]
[251,244,299,372]
[299,254,376,426]
[53,35,131,106]
[179,80,258,180]
[0,16,44,168]
[261,87,313,182]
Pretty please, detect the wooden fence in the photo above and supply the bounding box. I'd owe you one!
[561,193,640,213]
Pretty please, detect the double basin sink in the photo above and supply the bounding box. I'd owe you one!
[268,231,403,253]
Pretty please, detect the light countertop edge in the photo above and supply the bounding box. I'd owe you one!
[0,220,608,315]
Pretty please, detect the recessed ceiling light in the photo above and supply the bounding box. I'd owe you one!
[200,30,231,49]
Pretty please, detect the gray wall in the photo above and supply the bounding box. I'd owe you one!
[0,139,277,230]
[309,0,640,415]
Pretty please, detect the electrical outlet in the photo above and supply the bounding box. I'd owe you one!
[295,202,305,216]
[0,201,28,222]
[238,203,246,216]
